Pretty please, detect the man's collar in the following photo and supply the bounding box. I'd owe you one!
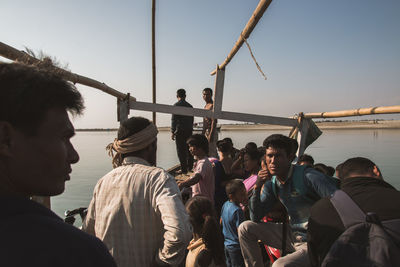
[122,156,150,166]
[276,164,294,184]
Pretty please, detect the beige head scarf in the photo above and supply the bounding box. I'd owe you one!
[106,123,159,168]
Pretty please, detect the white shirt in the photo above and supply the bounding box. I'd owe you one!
[83,156,192,267]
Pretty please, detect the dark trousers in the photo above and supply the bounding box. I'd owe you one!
[225,246,245,267]
[175,131,193,173]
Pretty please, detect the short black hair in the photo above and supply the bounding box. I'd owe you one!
[314,163,329,175]
[298,154,314,165]
[225,179,245,196]
[216,140,231,153]
[177,88,186,98]
[0,63,84,136]
[245,142,257,152]
[203,87,213,96]
[263,134,296,156]
[341,157,377,179]
[187,134,209,154]
[245,149,262,161]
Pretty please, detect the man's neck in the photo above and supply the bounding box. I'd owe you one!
[276,165,293,184]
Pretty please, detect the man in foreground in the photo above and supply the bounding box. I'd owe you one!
[0,63,116,266]
[239,134,337,267]
[202,87,218,157]
[307,157,400,267]
[171,88,194,174]
[83,117,192,267]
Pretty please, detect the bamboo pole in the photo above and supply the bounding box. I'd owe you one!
[152,0,157,125]
[304,105,400,119]
[0,41,135,101]
[210,0,273,75]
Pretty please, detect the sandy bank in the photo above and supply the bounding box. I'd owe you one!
[157,120,400,131]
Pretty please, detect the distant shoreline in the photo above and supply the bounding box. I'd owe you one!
[76,120,400,132]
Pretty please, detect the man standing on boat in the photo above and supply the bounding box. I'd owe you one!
[171,88,194,174]
[0,63,116,267]
[238,134,337,267]
[83,117,192,267]
[202,87,218,157]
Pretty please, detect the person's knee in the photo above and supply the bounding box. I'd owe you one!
[238,221,253,240]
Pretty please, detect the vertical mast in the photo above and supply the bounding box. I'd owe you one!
[152,0,157,124]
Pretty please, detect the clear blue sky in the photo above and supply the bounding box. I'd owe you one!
[1,0,399,128]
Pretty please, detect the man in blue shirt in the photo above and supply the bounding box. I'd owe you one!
[238,134,337,267]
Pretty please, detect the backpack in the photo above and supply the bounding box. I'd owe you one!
[322,190,400,267]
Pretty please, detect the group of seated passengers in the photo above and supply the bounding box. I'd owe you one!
[183,135,342,267]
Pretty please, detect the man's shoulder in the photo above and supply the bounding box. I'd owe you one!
[0,204,116,266]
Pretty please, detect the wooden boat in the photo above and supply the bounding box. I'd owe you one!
[1,0,399,211]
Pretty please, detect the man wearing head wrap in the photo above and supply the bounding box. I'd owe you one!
[83,117,192,267]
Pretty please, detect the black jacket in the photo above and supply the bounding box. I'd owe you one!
[0,196,117,267]
[171,99,193,135]
[307,177,400,267]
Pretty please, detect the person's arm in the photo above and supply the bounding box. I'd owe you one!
[208,117,217,142]
[171,112,177,140]
[154,173,192,266]
[249,180,277,222]
[231,151,245,177]
[82,187,98,236]
[177,173,202,190]
[304,168,338,198]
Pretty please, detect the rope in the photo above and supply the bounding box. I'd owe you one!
[242,34,267,80]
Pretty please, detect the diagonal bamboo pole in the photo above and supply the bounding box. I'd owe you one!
[304,105,400,119]
[210,0,273,75]
[0,41,135,101]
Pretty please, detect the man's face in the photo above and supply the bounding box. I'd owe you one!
[202,90,212,102]
[6,107,79,197]
[265,146,291,178]
[189,144,203,158]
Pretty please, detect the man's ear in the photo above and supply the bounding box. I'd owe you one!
[372,165,383,180]
[0,121,14,157]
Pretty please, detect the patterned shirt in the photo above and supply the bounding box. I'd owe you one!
[83,156,192,267]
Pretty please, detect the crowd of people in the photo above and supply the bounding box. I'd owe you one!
[1,63,399,267]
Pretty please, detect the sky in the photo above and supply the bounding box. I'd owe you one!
[1,0,400,128]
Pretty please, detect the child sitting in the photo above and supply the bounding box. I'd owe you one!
[220,179,248,267]
[178,134,215,204]
[185,196,225,267]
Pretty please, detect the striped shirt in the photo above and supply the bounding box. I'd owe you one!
[83,156,192,267]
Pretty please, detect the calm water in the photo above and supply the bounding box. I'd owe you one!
[52,129,400,219]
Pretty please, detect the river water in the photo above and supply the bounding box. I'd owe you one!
[52,129,400,219]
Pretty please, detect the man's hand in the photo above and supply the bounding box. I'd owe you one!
[171,133,175,140]
[177,180,185,190]
[255,159,271,189]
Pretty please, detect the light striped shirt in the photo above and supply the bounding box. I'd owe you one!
[83,156,192,267]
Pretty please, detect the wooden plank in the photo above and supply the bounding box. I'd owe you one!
[304,105,400,118]
[130,100,213,118]
[130,100,297,126]
[213,66,225,117]
[211,0,273,75]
